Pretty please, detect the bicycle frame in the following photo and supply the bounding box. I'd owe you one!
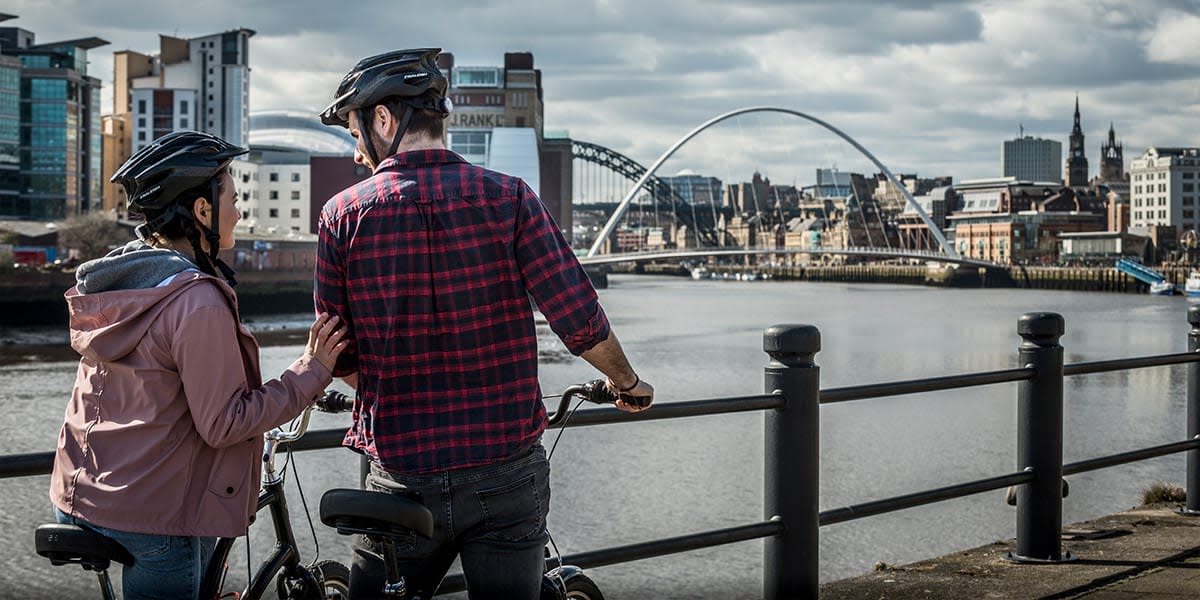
[198,409,322,600]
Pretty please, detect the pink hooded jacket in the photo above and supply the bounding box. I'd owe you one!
[50,267,331,538]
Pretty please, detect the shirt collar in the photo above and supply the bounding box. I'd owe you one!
[374,148,468,174]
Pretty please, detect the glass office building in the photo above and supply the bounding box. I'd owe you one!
[0,15,106,220]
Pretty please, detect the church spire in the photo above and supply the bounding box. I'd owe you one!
[1072,94,1082,134]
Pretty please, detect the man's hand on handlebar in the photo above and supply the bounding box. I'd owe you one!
[605,377,653,413]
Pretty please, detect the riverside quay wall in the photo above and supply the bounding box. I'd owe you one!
[631,261,1189,294]
[0,269,317,326]
[0,262,1186,326]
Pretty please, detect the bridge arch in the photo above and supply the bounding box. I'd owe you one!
[572,140,720,246]
[585,106,959,260]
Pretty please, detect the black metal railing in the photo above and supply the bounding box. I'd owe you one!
[6,306,1200,600]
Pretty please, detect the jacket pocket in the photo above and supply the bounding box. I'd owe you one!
[206,443,252,499]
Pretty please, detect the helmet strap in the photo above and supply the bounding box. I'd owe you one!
[198,177,238,287]
[358,108,382,167]
[204,178,221,263]
[386,104,415,158]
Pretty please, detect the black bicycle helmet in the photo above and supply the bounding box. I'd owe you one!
[112,130,248,214]
[111,130,247,285]
[320,48,450,128]
[321,48,452,165]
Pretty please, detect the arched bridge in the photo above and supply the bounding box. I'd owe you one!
[572,140,722,246]
[574,106,1006,267]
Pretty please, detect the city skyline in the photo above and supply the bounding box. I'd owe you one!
[7,0,1200,186]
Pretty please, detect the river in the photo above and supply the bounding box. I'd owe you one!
[1,274,1194,599]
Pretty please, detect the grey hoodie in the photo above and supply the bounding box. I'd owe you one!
[74,239,198,294]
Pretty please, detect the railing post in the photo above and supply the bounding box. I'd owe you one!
[1187,306,1200,513]
[1013,312,1066,561]
[763,324,820,600]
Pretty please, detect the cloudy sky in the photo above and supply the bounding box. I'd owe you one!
[8,0,1200,187]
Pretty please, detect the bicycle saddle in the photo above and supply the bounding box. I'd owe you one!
[35,524,134,571]
[319,489,434,539]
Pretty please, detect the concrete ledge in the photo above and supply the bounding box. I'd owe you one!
[819,504,1200,599]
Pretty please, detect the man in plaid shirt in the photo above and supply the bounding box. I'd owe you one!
[316,48,654,599]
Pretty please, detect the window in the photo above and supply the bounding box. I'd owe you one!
[291,208,301,218]
[453,67,501,88]
[138,99,146,113]
[291,173,300,182]
[290,190,300,200]
[448,131,489,164]
[269,208,278,218]
[269,172,278,182]
[137,131,145,141]
[180,119,188,128]
[269,190,278,200]
[137,117,145,127]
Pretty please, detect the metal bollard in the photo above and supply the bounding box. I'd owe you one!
[1011,312,1068,562]
[763,324,821,600]
[1187,306,1200,514]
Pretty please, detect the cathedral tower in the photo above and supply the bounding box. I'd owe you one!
[1100,122,1125,182]
[1065,95,1089,187]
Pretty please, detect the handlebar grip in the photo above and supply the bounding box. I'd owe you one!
[582,379,650,408]
[316,390,354,413]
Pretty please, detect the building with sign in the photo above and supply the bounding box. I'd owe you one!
[436,51,557,221]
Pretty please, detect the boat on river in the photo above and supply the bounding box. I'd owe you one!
[1151,280,1179,296]
[1185,270,1200,298]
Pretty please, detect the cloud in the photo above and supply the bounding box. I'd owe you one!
[6,0,1200,183]
[1145,9,1200,65]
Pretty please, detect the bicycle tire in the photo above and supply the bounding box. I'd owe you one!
[276,559,351,600]
[562,572,604,600]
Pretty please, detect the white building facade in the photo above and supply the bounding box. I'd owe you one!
[1129,147,1200,233]
[128,29,253,154]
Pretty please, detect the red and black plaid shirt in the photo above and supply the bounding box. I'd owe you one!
[315,149,610,475]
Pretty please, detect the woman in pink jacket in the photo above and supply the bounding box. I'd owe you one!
[49,130,348,600]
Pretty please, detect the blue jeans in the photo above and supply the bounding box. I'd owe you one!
[350,444,551,600]
[55,507,216,600]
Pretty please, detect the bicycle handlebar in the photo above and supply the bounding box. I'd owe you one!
[546,379,624,426]
[316,389,354,413]
[308,381,637,431]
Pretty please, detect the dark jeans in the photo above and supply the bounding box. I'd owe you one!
[350,444,551,600]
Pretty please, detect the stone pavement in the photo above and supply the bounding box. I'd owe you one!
[818,504,1200,599]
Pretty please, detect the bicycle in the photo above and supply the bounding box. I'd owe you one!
[316,379,633,599]
[35,398,352,600]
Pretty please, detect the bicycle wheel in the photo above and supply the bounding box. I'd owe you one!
[277,559,350,600]
[561,571,604,600]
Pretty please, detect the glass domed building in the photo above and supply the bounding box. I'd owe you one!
[230,110,362,238]
[248,110,356,156]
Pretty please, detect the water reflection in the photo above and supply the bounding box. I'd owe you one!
[3,276,1197,598]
